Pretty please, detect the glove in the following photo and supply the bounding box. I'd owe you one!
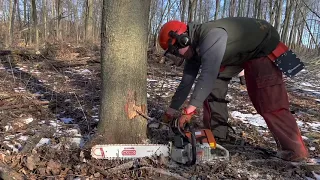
[162,112,174,123]
[178,107,196,129]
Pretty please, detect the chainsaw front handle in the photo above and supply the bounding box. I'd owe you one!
[215,143,230,160]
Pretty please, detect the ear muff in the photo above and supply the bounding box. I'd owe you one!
[168,31,191,48]
[176,34,191,48]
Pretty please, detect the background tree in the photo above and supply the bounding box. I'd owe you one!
[98,0,151,144]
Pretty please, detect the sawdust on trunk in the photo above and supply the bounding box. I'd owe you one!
[98,0,151,144]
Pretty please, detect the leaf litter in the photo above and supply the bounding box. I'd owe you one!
[0,44,319,179]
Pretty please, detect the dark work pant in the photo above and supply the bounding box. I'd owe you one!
[203,66,242,139]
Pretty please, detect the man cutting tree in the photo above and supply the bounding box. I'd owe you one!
[158,17,308,162]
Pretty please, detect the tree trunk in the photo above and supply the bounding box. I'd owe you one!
[43,0,47,41]
[188,0,196,22]
[85,0,93,43]
[214,0,220,20]
[288,0,299,48]
[229,0,235,17]
[222,0,227,18]
[6,0,13,47]
[99,0,150,144]
[31,0,38,51]
[198,0,202,22]
[181,0,187,22]
[246,0,251,17]
[281,0,293,43]
[24,0,27,22]
[274,0,283,33]
[56,0,62,40]
[269,0,276,25]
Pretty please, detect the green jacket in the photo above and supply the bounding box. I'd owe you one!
[170,17,280,110]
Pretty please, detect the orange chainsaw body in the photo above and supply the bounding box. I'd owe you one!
[185,129,217,149]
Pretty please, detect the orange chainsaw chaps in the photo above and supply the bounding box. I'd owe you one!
[185,129,217,149]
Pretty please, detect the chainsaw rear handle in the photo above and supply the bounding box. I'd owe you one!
[171,118,197,166]
[185,126,197,166]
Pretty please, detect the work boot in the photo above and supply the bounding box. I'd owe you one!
[276,150,309,162]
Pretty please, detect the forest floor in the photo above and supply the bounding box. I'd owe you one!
[0,43,319,180]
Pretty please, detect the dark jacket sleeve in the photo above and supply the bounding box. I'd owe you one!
[169,56,201,110]
[189,28,228,107]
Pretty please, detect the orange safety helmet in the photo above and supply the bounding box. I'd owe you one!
[158,20,188,51]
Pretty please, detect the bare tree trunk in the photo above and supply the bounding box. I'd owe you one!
[180,0,187,22]
[43,0,47,41]
[6,0,13,47]
[188,0,196,22]
[229,0,235,17]
[56,0,62,41]
[99,0,150,144]
[269,0,276,25]
[214,0,220,20]
[246,0,251,17]
[198,0,202,22]
[31,0,38,51]
[281,0,293,43]
[288,0,299,48]
[85,0,94,43]
[222,0,227,18]
[274,0,283,33]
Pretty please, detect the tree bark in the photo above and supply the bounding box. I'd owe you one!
[214,0,220,20]
[281,0,293,43]
[180,0,187,22]
[99,0,150,144]
[274,0,283,33]
[85,0,94,43]
[246,0,251,17]
[222,0,227,18]
[31,0,38,51]
[43,0,47,41]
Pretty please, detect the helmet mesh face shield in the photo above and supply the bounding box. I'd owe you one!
[163,52,185,67]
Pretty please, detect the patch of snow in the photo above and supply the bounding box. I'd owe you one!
[302,136,309,140]
[147,93,150,98]
[14,87,26,92]
[3,142,21,152]
[226,94,233,99]
[306,122,320,131]
[79,69,91,75]
[301,82,314,87]
[309,147,316,151]
[297,120,304,127]
[94,118,99,122]
[18,136,29,141]
[312,171,320,180]
[147,79,158,82]
[0,66,5,70]
[49,120,61,127]
[60,117,73,124]
[303,89,315,92]
[36,138,51,147]
[4,125,13,131]
[231,111,267,128]
[23,117,33,124]
[4,134,19,140]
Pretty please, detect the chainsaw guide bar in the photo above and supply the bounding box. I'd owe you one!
[91,144,171,160]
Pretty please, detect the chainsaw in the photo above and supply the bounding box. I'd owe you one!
[91,118,230,165]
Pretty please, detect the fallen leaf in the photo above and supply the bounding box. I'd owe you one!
[46,159,61,175]
[38,167,46,175]
[26,156,36,171]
